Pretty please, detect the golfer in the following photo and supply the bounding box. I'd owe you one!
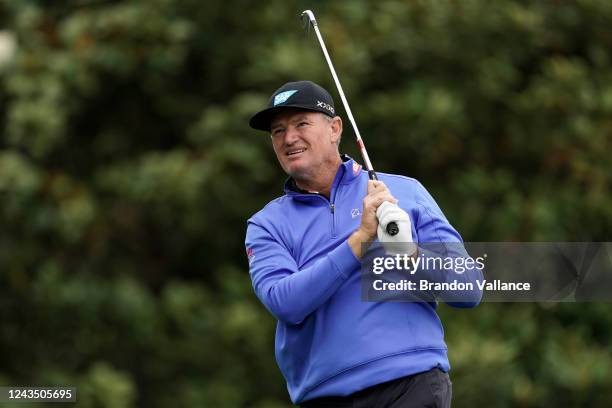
[245,80,483,407]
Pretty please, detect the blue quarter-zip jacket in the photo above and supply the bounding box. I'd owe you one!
[245,156,482,404]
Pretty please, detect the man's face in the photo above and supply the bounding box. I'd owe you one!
[270,110,342,181]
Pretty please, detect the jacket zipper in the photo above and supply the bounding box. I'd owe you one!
[329,203,336,239]
[329,184,339,239]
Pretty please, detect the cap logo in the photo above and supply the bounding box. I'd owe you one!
[274,90,298,106]
[317,100,335,114]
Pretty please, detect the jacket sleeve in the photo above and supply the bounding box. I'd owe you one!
[245,220,360,325]
[413,181,484,308]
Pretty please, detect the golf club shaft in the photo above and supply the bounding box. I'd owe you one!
[301,10,400,236]
[301,10,378,181]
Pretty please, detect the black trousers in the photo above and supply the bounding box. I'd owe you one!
[299,368,452,408]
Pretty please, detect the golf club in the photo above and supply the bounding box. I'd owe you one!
[300,9,399,236]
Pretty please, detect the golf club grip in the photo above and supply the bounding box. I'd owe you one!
[386,221,399,236]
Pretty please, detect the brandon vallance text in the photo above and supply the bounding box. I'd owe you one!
[372,279,531,292]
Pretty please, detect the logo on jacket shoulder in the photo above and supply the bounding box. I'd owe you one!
[352,162,362,175]
[246,247,255,264]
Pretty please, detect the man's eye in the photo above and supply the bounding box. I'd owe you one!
[298,122,308,127]
[272,129,284,135]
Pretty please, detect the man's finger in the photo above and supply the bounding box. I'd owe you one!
[369,193,398,210]
[367,180,381,194]
[367,180,389,195]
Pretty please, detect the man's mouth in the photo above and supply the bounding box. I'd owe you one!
[286,148,307,156]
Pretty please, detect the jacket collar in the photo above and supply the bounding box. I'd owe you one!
[283,154,363,196]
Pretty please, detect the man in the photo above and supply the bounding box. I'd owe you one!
[245,80,483,407]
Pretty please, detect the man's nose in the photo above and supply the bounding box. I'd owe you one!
[283,125,300,145]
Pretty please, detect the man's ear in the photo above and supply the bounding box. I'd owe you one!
[330,116,342,144]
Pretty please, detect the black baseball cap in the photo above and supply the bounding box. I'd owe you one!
[249,80,336,131]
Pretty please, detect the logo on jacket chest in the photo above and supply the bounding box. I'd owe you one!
[351,208,361,218]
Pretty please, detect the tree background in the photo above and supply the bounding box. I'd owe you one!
[1,0,611,407]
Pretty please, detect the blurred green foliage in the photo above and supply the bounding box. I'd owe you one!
[1,0,611,407]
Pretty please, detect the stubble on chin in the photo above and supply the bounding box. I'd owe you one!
[284,159,319,186]
[286,166,311,183]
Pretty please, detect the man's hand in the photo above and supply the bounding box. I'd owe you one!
[348,180,397,259]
